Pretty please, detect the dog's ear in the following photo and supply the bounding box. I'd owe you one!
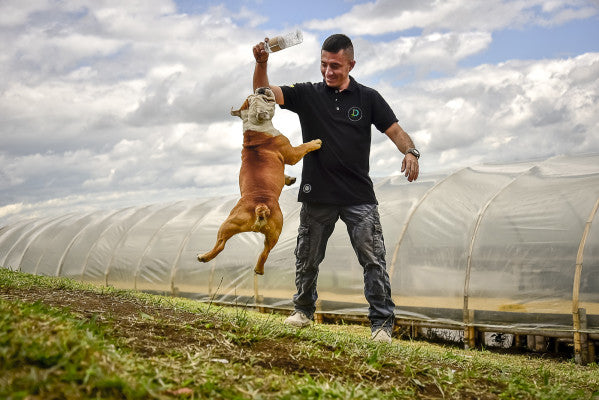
[230,98,250,118]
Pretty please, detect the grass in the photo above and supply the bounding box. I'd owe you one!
[1,268,598,399]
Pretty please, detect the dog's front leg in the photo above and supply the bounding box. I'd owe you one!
[282,139,322,165]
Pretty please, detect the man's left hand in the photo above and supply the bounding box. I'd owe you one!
[401,154,419,182]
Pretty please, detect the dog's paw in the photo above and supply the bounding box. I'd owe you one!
[313,139,322,148]
[197,254,207,263]
[285,175,297,186]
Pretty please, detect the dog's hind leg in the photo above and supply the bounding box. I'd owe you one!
[197,209,249,263]
[254,208,283,275]
[197,227,235,263]
[254,232,280,275]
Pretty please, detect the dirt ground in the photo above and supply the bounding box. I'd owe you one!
[0,286,412,387]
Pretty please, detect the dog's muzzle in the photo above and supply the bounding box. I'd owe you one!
[257,111,270,120]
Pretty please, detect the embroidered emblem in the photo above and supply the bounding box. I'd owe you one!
[348,106,362,121]
[302,184,312,193]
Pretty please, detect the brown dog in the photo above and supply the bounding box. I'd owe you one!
[197,87,322,275]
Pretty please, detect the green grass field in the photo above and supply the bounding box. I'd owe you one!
[1,268,598,399]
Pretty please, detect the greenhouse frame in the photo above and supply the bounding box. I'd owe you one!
[1,154,598,363]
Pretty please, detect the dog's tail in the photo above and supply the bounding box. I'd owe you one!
[252,204,270,231]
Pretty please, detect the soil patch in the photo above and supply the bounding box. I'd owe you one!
[1,286,495,399]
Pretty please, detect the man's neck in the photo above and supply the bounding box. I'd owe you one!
[329,76,351,92]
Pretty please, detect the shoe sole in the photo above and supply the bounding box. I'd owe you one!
[284,321,311,328]
[372,338,392,343]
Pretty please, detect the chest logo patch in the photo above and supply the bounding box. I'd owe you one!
[302,184,312,193]
[348,106,363,121]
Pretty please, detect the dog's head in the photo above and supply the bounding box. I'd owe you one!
[231,87,276,125]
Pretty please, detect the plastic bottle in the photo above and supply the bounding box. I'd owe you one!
[265,29,303,53]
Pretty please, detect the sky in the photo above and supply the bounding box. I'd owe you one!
[1,0,598,226]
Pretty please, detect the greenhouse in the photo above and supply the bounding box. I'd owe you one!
[1,154,598,362]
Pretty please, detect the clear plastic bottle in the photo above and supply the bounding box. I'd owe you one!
[265,29,303,53]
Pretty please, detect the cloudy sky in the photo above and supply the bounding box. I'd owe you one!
[1,0,598,226]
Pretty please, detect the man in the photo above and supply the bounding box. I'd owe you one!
[252,34,420,343]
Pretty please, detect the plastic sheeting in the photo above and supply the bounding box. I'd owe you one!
[1,154,598,333]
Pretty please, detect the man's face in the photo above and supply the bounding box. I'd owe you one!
[320,49,355,89]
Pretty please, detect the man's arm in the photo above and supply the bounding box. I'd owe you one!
[253,40,284,105]
[384,122,419,182]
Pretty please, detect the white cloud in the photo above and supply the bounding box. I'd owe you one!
[371,53,599,176]
[0,0,598,226]
[355,31,492,77]
[304,0,598,34]
[0,203,24,220]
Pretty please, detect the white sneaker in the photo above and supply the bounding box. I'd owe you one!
[283,311,311,328]
[371,328,392,343]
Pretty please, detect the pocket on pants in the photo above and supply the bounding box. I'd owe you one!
[373,222,386,257]
[294,226,310,261]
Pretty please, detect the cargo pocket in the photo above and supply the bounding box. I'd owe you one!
[294,226,310,261]
[373,221,386,257]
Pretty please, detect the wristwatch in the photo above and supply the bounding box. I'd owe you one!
[406,148,420,159]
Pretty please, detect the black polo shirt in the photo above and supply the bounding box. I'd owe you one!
[280,76,398,205]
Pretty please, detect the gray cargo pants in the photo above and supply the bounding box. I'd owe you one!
[292,203,395,332]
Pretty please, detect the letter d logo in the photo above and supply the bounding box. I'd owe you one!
[348,106,362,121]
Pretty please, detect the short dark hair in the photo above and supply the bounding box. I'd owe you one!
[322,34,354,60]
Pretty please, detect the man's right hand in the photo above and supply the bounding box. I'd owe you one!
[253,39,269,64]
[252,38,284,105]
